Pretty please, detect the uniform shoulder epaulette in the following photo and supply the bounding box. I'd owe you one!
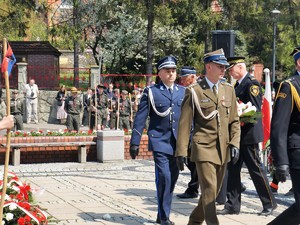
[221,81,232,87]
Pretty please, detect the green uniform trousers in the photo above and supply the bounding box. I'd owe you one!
[188,161,227,225]
[66,114,80,131]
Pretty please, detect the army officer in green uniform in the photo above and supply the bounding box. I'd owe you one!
[117,90,131,131]
[93,84,109,130]
[176,49,241,225]
[10,90,24,131]
[64,87,83,131]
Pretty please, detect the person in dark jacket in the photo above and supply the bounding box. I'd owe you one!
[267,46,300,225]
[56,85,67,124]
[219,56,277,216]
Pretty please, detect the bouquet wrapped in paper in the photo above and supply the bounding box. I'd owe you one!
[237,101,262,125]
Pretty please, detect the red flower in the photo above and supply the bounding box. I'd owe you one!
[88,129,93,135]
[17,217,25,225]
[18,202,31,210]
[25,215,31,223]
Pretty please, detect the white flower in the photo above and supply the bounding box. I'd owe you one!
[2,220,5,225]
[4,195,11,201]
[9,204,17,211]
[11,185,20,193]
[5,213,13,221]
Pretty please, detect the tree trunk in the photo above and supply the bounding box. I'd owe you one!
[73,1,79,88]
[146,0,154,85]
[73,40,80,88]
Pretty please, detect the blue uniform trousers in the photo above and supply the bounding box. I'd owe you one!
[153,135,179,221]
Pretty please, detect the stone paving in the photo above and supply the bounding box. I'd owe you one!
[1,160,294,225]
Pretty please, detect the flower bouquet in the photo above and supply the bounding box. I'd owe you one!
[1,172,48,225]
[237,101,261,125]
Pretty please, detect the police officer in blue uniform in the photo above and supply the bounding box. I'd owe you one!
[220,56,277,216]
[130,56,185,225]
[267,46,300,225]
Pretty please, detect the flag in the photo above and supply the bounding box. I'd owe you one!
[261,69,272,149]
[1,42,16,76]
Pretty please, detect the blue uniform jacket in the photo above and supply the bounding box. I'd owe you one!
[130,82,185,155]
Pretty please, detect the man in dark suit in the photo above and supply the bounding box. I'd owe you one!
[176,66,199,199]
[267,46,300,225]
[130,56,185,225]
[219,56,277,216]
[176,49,241,225]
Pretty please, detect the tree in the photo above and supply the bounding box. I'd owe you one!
[0,0,46,39]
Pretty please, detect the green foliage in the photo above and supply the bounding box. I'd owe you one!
[0,0,46,39]
[0,0,300,84]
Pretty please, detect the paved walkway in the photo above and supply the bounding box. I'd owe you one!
[2,160,294,225]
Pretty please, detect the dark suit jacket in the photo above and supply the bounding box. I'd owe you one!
[130,82,185,155]
[271,72,300,169]
[235,73,263,145]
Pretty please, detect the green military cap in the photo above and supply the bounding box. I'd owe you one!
[203,48,229,66]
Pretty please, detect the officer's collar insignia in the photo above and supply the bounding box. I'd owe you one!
[250,85,259,97]
[277,92,287,99]
[175,86,178,91]
[160,85,164,90]
[200,99,210,103]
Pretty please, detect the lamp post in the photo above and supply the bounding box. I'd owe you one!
[271,8,281,90]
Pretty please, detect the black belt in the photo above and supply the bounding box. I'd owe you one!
[27,97,36,99]
[11,113,21,115]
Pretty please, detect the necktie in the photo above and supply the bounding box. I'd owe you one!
[234,82,239,88]
[212,85,218,97]
[168,88,173,97]
[73,97,76,107]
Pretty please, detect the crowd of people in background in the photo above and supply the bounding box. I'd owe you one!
[1,44,299,225]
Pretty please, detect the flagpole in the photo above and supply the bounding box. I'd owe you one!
[0,38,12,221]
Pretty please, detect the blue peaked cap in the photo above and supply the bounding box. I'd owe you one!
[180,66,196,77]
[156,56,177,71]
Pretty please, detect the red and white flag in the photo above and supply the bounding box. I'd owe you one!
[262,68,272,149]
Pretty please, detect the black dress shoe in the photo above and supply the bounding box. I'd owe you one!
[241,183,247,193]
[259,205,277,216]
[218,208,239,215]
[176,192,198,199]
[156,218,175,225]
